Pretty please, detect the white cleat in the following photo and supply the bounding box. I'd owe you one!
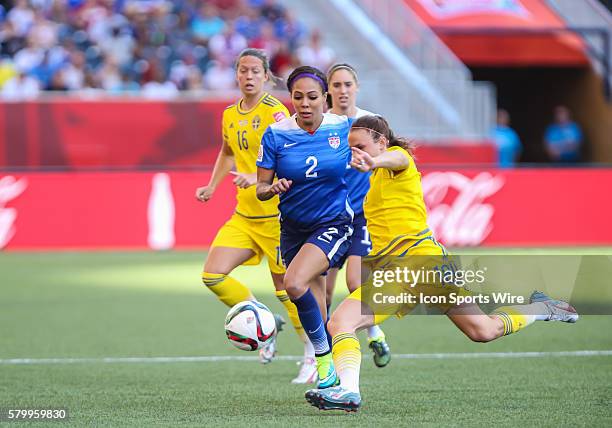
[530,291,579,323]
[259,314,285,364]
[291,357,318,384]
[259,336,276,364]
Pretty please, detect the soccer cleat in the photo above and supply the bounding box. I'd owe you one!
[368,337,391,368]
[291,357,318,384]
[529,291,579,323]
[316,361,340,389]
[305,386,361,412]
[259,314,286,364]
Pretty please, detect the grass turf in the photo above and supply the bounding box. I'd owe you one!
[1,251,611,427]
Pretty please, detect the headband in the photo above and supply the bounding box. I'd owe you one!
[328,64,358,82]
[289,72,328,92]
[351,126,386,139]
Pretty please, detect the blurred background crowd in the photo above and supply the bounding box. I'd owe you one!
[0,0,336,99]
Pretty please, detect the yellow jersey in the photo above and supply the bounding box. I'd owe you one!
[222,93,290,218]
[363,146,430,255]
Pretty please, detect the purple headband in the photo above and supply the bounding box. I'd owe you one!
[289,72,328,92]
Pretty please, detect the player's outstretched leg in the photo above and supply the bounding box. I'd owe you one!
[448,291,578,342]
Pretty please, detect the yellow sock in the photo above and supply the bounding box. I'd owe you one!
[275,290,306,342]
[492,306,536,336]
[332,333,361,393]
[201,272,253,307]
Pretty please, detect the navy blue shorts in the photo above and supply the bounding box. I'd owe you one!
[280,215,354,273]
[331,212,372,269]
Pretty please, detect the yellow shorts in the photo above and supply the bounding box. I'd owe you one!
[348,235,468,324]
[210,213,284,274]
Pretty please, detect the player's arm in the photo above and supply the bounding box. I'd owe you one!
[350,147,409,172]
[256,167,292,201]
[195,139,234,202]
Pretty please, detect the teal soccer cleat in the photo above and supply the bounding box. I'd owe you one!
[316,364,340,389]
[305,386,361,412]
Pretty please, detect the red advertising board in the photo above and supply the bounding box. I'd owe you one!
[0,100,495,169]
[1,168,610,250]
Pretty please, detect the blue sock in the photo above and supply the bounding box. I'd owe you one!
[292,289,330,356]
[325,319,333,349]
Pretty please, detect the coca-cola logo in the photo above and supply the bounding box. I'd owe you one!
[0,176,28,249]
[421,172,504,246]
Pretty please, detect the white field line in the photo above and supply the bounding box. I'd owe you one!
[1,350,611,365]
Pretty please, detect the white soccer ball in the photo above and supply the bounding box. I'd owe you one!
[224,301,277,351]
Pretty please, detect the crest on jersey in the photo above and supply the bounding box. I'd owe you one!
[328,132,341,149]
[252,115,261,131]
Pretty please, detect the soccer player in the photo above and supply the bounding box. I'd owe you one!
[305,115,579,411]
[256,66,353,389]
[195,49,313,376]
[324,63,390,367]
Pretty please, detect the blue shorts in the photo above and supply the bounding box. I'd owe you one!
[280,215,353,273]
[331,212,371,268]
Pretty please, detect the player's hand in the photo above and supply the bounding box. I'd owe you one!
[195,185,214,202]
[350,147,375,172]
[230,171,257,189]
[269,178,292,195]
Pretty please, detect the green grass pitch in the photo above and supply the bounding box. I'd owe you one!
[1,251,611,427]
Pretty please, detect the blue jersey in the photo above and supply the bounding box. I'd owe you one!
[257,113,353,228]
[344,107,375,215]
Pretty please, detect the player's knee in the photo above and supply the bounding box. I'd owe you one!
[327,313,354,337]
[283,273,308,299]
[464,325,498,343]
[201,271,227,287]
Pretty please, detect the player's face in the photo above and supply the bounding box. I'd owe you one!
[291,78,326,127]
[236,55,268,96]
[329,69,358,111]
[349,129,385,157]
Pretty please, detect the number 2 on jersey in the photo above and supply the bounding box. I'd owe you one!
[305,156,318,178]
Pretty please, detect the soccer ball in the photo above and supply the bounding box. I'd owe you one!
[224,301,277,351]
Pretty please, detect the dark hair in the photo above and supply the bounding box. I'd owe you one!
[351,115,416,156]
[236,48,284,87]
[286,65,327,93]
[326,63,359,109]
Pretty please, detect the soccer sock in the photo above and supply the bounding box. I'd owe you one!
[491,302,547,335]
[291,289,330,356]
[325,319,333,349]
[332,333,361,393]
[275,290,307,342]
[367,325,385,341]
[304,337,315,358]
[201,272,254,307]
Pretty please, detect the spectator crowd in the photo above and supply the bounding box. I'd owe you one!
[0,0,336,99]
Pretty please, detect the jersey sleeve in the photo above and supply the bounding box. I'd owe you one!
[221,111,229,144]
[257,127,277,170]
[387,146,412,174]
